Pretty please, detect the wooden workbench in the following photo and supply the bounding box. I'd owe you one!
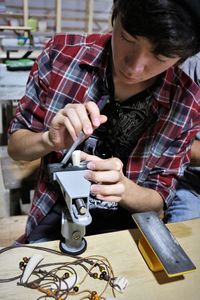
[0,218,199,299]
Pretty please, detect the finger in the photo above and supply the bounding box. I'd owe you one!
[64,107,83,137]
[63,104,93,136]
[75,104,94,135]
[51,110,80,142]
[87,157,123,171]
[90,183,125,200]
[85,101,102,127]
[99,114,107,125]
[51,110,67,128]
[94,194,122,202]
[85,102,108,129]
[84,170,121,184]
[63,117,79,141]
[80,151,102,162]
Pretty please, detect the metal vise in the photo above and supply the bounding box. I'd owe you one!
[48,158,92,255]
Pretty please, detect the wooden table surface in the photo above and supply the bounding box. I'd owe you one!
[0,218,199,300]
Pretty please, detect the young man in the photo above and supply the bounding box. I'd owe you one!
[8,0,200,243]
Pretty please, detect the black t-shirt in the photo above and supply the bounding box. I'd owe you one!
[82,61,158,234]
[83,58,157,168]
[89,90,156,165]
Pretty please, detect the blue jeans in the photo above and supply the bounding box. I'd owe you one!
[165,188,200,223]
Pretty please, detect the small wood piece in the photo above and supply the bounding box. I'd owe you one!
[72,150,81,167]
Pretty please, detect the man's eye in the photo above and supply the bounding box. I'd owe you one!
[120,31,136,44]
[156,56,168,63]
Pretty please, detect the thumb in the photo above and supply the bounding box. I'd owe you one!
[80,151,102,162]
[99,114,107,125]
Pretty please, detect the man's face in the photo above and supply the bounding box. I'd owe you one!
[111,17,181,85]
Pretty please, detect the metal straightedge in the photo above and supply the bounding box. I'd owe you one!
[132,211,196,277]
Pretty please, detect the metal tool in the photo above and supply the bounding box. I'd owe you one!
[132,211,196,277]
[61,131,85,165]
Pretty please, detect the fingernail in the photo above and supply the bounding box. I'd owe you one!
[84,170,92,180]
[91,184,100,193]
[85,126,93,135]
[87,162,95,170]
[94,118,100,126]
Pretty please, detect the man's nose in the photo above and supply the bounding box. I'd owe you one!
[125,55,145,75]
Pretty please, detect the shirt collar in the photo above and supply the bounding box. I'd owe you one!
[79,33,111,73]
[150,67,175,110]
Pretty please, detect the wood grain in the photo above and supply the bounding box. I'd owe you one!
[0,218,199,299]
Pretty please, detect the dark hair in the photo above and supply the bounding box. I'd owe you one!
[112,0,200,61]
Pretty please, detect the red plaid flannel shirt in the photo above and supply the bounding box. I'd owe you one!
[9,33,200,242]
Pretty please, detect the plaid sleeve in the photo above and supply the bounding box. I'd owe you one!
[8,39,54,134]
[128,68,200,208]
[141,121,199,207]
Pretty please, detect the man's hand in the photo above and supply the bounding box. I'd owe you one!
[81,151,164,213]
[81,152,126,202]
[47,102,107,151]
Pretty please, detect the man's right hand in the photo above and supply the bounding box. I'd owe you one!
[46,101,107,151]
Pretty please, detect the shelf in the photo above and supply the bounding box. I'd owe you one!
[0,12,56,19]
[1,0,61,33]
[0,1,112,34]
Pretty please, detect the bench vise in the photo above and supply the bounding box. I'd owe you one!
[48,156,92,255]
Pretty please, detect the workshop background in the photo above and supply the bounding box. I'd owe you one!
[0,0,112,244]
